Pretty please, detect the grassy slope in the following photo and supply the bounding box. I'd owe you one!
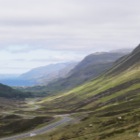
[37,64,140,112]
[20,60,140,140]
[0,98,55,138]
[22,64,140,140]
[23,103,140,140]
[20,45,140,140]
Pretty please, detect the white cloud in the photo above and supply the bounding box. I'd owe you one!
[0,0,140,73]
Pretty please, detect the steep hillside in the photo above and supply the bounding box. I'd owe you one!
[38,45,140,112]
[23,45,140,140]
[67,52,125,81]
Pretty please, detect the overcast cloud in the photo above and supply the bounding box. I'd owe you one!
[0,0,140,74]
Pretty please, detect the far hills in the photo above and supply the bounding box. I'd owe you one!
[0,50,129,99]
[20,62,77,85]
[0,62,77,86]
[0,51,126,90]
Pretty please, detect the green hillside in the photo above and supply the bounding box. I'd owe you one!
[38,45,140,112]
[39,63,140,112]
[22,45,140,140]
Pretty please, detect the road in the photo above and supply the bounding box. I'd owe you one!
[0,115,73,140]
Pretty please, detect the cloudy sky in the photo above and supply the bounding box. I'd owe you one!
[0,0,140,74]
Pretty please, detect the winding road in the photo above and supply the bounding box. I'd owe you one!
[0,115,73,140]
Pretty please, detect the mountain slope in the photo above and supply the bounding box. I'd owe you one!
[20,62,77,85]
[24,45,140,140]
[39,45,140,112]
[67,52,125,82]
[33,52,126,94]
[36,62,77,85]
[0,62,77,86]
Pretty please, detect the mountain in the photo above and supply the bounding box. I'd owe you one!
[20,62,77,85]
[34,52,126,94]
[0,46,139,140]
[39,45,140,111]
[0,62,77,86]
[0,83,32,99]
[35,44,140,140]
[68,52,125,79]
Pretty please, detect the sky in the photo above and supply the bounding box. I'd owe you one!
[0,0,140,74]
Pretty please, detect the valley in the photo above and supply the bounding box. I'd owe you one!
[0,98,54,139]
[0,1,140,140]
[0,44,140,140]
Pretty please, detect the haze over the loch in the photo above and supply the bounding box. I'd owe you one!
[0,0,140,74]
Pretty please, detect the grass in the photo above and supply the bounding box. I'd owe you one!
[21,66,140,140]
[36,66,140,112]
[22,95,140,140]
[0,98,55,138]
[0,113,54,138]
[1,58,140,139]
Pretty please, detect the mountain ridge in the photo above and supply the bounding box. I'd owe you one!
[0,62,77,86]
[40,52,127,94]
[38,44,140,112]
